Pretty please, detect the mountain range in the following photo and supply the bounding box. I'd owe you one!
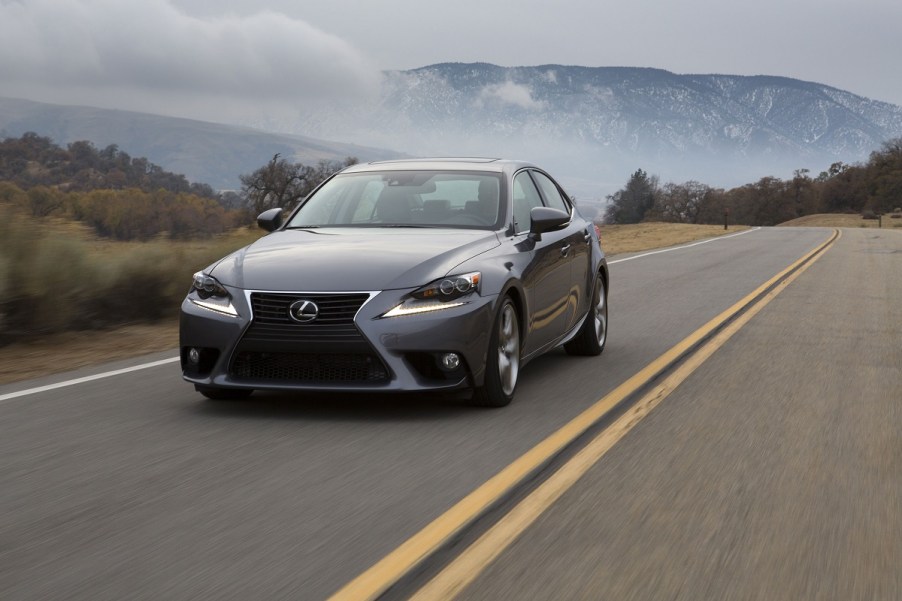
[284,63,902,196]
[3,63,902,197]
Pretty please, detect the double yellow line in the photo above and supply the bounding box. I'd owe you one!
[329,229,840,601]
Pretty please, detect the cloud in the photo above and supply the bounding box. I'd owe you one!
[0,0,380,112]
[477,81,546,111]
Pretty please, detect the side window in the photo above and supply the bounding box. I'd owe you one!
[512,171,544,234]
[531,171,570,213]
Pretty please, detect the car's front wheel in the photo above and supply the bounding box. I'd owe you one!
[565,274,607,356]
[195,385,253,400]
[471,297,520,407]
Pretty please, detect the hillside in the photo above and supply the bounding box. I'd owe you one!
[0,97,404,190]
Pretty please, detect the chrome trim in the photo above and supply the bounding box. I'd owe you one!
[241,290,380,323]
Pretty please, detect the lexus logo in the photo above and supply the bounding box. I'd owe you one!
[288,300,319,323]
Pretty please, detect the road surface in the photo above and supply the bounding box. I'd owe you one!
[1,226,899,600]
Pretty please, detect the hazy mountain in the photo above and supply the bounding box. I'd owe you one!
[4,64,901,199]
[0,97,403,190]
[284,63,902,197]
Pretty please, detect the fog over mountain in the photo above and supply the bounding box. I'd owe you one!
[3,63,901,203]
[274,63,902,199]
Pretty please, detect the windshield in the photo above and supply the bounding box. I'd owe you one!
[285,171,503,229]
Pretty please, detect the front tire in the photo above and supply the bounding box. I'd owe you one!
[195,385,253,400]
[565,274,607,356]
[471,297,520,407]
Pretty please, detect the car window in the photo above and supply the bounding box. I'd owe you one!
[287,171,501,230]
[512,171,544,234]
[531,171,571,214]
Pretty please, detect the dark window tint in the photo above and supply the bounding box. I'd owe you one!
[512,171,544,234]
[531,171,570,213]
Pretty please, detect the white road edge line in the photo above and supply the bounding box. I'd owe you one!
[0,356,180,403]
[608,227,761,264]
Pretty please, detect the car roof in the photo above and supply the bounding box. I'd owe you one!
[341,158,536,174]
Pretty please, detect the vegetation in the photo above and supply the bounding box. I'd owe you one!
[0,204,261,343]
[241,153,357,214]
[0,132,216,197]
[604,138,902,225]
[0,134,360,344]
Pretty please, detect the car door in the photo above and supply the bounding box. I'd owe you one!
[530,170,592,332]
[511,170,573,356]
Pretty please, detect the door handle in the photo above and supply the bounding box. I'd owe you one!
[560,244,571,257]
[583,230,592,243]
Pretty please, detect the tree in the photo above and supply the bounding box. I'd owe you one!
[240,155,357,214]
[604,169,659,224]
[653,181,714,223]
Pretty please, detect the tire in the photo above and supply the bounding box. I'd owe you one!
[565,274,608,356]
[471,297,520,407]
[195,385,253,400]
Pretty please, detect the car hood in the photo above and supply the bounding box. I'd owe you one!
[209,228,501,292]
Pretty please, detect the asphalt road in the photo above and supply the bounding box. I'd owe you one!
[2,226,898,600]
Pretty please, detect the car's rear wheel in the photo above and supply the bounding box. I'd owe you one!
[565,274,607,356]
[195,385,253,400]
[471,297,520,407]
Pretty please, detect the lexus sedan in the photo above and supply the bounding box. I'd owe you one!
[180,158,608,407]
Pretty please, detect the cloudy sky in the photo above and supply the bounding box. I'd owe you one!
[2,0,900,126]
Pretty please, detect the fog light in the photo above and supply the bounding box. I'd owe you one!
[439,352,461,371]
[188,348,201,364]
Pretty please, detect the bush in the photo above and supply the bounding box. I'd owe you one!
[0,205,258,344]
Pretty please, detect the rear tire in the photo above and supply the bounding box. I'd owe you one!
[565,274,607,356]
[195,385,253,400]
[470,297,520,407]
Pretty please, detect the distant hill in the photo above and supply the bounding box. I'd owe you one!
[0,97,404,190]
[284,63,902,196]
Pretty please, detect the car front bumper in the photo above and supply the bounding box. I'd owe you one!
[179,286,497,394]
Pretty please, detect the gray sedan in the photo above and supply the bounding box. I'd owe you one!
[180,158,608,407]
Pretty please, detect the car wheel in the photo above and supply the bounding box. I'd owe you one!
[471,297,520,407]
[195,385,254,400]
[565,274,607,356]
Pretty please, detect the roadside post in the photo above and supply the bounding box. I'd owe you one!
[724,208,730,230]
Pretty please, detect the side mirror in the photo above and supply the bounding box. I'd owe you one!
[529,207,569,240]
[256,208,284,232]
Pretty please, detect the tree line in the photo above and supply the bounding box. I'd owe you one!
[605,138,902,225]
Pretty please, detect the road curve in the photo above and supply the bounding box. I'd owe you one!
[4,226,889,600]
[453,226,902,600]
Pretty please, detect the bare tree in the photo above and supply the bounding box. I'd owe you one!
[240,155,358,214]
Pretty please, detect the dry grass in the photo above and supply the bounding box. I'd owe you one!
[0,321,179,385]
[600,222,750,255]
[778,213,902,228]
[1,221,751,385]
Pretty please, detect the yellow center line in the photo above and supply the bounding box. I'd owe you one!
[410,228,840,600]
[327,229,839,601]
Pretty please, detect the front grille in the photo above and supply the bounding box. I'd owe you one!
[229,292,390,384]
[243,292,370,344]
[231,351,389,383]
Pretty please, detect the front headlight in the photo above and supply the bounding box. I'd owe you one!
[382,271,481,318]
[188,271,238,317]
[191,272,229,299]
